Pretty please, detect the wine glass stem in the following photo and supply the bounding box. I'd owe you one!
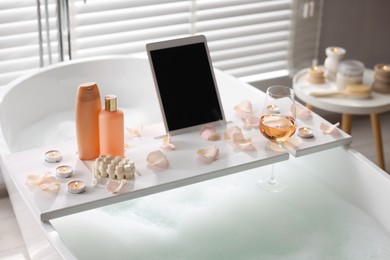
[268,164,277,185]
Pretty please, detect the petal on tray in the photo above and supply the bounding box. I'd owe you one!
[200,125,221,141]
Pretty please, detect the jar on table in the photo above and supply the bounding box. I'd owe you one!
[336,60,365,90]
[372,63,390,94]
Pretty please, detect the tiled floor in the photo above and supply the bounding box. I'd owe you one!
[0,112,389,259]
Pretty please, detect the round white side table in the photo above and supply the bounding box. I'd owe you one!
[293,68,390,170]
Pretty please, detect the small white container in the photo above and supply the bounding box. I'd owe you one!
[336,60,365,90]
[324,47,346,81]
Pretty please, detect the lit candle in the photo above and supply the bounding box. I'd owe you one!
[307,65,325,84]
[325,46,346,58]
[266,104,280,114]
[298,127,314,138]
[373,64,390,94]
[68,180,86,194]
[45,150,62,163]
[374,64,390,77]
[324,46,346,81]
[56,165,73,178]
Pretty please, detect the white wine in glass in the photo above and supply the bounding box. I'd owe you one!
[258,85,296,192]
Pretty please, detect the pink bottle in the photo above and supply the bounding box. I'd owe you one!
[99,95,124,157]
[75,82,102,160]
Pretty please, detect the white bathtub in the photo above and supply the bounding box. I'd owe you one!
[1,56,390,259]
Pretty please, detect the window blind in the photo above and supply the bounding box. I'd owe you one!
[0,0,59,87]
[0,0,322,88]
[68,0,292,80]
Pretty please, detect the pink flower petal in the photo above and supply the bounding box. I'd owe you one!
[106,179,127,194]
[160,134,176,150]
[320,122,340,134]
[196,145,219,163]
[242,114,260,129]
[200,125,221,141]
[232,133,256,151]
[295,104,312,119]
[146,150,169,168]
[26,172,55,186]
[234,100,253,118]
[224,125,243,141]
[224,125,255,151]
[233,101,261,129]
[39,182,60,193]
[126,125,143,137]
[26,172,60,193]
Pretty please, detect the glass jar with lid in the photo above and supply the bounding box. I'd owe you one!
[336,60,365,90]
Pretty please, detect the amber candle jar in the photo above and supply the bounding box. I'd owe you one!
[373,64,390,94]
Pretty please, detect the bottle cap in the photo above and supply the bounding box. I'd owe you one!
[78,82,100,101]
[105,95,117,111]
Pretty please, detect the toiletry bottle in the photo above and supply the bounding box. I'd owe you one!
[75,82,102,160]
[99,95,125,157]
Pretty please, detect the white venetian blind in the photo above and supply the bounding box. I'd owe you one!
[0,1,321,88]
[195,0,292,80]
[68,0,292,80]
[69,0,192,58]
[0,0,59,87]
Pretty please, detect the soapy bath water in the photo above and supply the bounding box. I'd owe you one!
[12,112,390,259]
[11,108,161,152]
[51,160,390,260]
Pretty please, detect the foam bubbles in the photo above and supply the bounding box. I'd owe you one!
[51,162,390,259]
[13,112,390,259]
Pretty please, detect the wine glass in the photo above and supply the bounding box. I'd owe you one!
[258,85,296,192]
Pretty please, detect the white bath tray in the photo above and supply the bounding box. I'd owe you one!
[1,109,351,222]
[2,122,290,222]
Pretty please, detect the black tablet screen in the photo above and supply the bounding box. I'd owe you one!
[150,42,223,132]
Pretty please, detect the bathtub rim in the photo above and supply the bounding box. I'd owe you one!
[0,54,149,156]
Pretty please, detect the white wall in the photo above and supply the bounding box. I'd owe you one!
[318,0,390,69]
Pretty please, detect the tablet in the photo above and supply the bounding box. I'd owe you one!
[146,35,226,136]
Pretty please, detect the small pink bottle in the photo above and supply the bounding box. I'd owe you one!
[75,82,101,160]
[99,95,124,157]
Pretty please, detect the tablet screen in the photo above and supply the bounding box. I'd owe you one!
[147,35,225,135]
